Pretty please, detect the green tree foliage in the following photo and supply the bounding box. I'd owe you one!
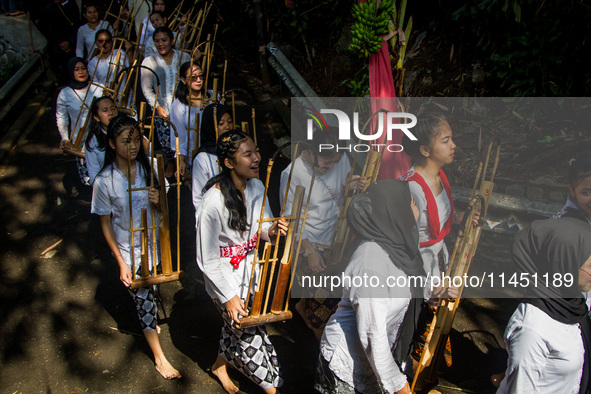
[451,0,591,96]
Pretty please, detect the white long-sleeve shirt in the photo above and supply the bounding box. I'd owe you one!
[85,130,106,185]
[88,49,130,91]
[138,16,154,53]
[143,31,180,59]
[191,152,219,213]
[320,241,411,394]
[76,21,112,61]
[169,98,204,157]
[56,84,102,143]
[141,50,190,113]
[196,178,273,304]
[279,153,350,246]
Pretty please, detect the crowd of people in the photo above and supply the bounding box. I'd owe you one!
[41,1,591,393]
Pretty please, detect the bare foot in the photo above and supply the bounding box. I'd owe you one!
[155,358,181,379]
[212,356,239,393]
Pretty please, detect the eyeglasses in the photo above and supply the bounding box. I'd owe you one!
[97,39,113,44]
[190,75,204,82]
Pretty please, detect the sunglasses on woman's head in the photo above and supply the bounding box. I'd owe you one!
[189,74,204,82]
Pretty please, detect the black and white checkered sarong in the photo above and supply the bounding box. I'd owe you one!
[129,286,159,331]
[214,300,283,389]
[154,117,174,160]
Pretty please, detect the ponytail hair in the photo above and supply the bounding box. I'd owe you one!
[406,114,449,167]
[85,96,114,152]
[204,130,251,232]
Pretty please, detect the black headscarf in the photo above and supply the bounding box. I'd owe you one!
[513,217,591,324]
[197,103,231,155]
[67,57,89,90]
[346,179,426,365]
[347,179,426,281]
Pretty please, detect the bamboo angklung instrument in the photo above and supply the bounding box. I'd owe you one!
[111,57,141,114]
[129,116,183,289]
[411,140,501,393]
[61,49,111,158]
[61,93,99,159]
[166,0,187,33]
[236,145,307,328]
[175,3,208,52]
[104,0,137,40]
[90,37,129,100]
[223,88,256,144]
[324,109,388,270]
[127,65,161,142]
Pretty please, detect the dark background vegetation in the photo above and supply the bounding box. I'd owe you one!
[216,0,591,97]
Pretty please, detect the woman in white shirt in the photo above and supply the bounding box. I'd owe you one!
[87,29,129,94]
[316,179,424,394]
[196,130,287,394]
[279,130,366,342]
[91,115,181,380]
[76,3,112,61]
[141,26,190,176]
[56,56,102,186]
[84,96,118,185]
[399,114,462,372]
[170,61,206,177]
[139,0,167,54]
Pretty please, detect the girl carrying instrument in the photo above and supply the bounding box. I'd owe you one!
[316,180,423,394]
[170,61,207,177]
[279,130,366,342]
[76,3,112,61]
[87,29,130,95]
[91,115,181,380]
[196,130,287,394]
[56,57,102,186]
[141,26,190,177]
[399,114,461,377]
[85,96,118,185]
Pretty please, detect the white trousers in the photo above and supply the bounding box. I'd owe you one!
[497,302,583,394]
